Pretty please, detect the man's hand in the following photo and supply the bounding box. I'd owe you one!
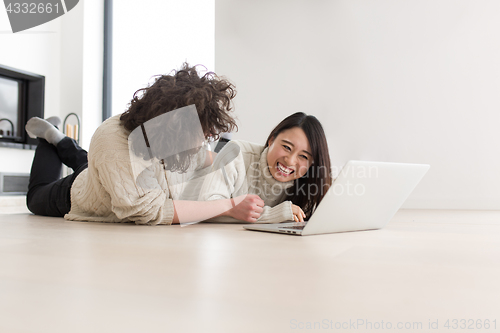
[291,204,306,222]
[227,194,265,223]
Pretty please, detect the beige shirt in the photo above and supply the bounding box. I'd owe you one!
[65,115,205,225]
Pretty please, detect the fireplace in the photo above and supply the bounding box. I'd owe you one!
[0,64,44,149]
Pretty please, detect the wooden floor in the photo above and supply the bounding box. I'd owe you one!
[0,210,499,333]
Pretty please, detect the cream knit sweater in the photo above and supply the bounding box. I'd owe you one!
[64,115,205,225]
[198,140,295,223]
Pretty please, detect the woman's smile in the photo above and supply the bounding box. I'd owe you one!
[277,162,294,176]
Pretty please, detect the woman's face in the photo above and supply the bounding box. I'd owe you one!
[267,127,313,182]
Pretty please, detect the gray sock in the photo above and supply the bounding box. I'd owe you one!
[45,116,62,129]
[26,117,66,146]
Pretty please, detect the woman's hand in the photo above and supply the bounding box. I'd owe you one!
[291,204,306,222]
[227,194,265,223]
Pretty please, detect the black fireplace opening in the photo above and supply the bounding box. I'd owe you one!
[0,64,44,149]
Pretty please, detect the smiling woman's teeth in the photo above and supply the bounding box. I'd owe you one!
[277,162,293,175]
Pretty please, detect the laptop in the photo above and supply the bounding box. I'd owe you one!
[243,160,430,236]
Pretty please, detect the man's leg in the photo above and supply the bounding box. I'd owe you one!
[27,139,72,217]
[56,137,88,171]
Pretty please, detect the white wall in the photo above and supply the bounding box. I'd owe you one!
[112,0,215,116]
[59,1,83,148]
[215,0,500,210]
[0,0,103,174]
[38,0,103,151]
[81,0,104,150]
[0,6,62,173]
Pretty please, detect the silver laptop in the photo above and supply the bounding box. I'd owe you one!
[243,160,430,236]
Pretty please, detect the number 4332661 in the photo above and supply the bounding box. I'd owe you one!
[6,3,60,14]
[444,319,496,329]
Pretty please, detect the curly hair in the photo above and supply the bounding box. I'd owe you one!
[265,112,332,219]
[120,63,238,172]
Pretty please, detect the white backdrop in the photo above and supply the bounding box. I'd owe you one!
[112,0,215,116]
[215,0,500,210]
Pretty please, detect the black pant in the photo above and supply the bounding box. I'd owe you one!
[27,137,88,217]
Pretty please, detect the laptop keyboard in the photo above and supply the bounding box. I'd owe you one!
[287,225,305,230]
[281,224,306,230]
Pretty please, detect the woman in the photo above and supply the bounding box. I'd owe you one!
[199,112,332,223]
[25,63,262,225]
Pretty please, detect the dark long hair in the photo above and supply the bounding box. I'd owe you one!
[265,112,332,219]
[121,63,237,172]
